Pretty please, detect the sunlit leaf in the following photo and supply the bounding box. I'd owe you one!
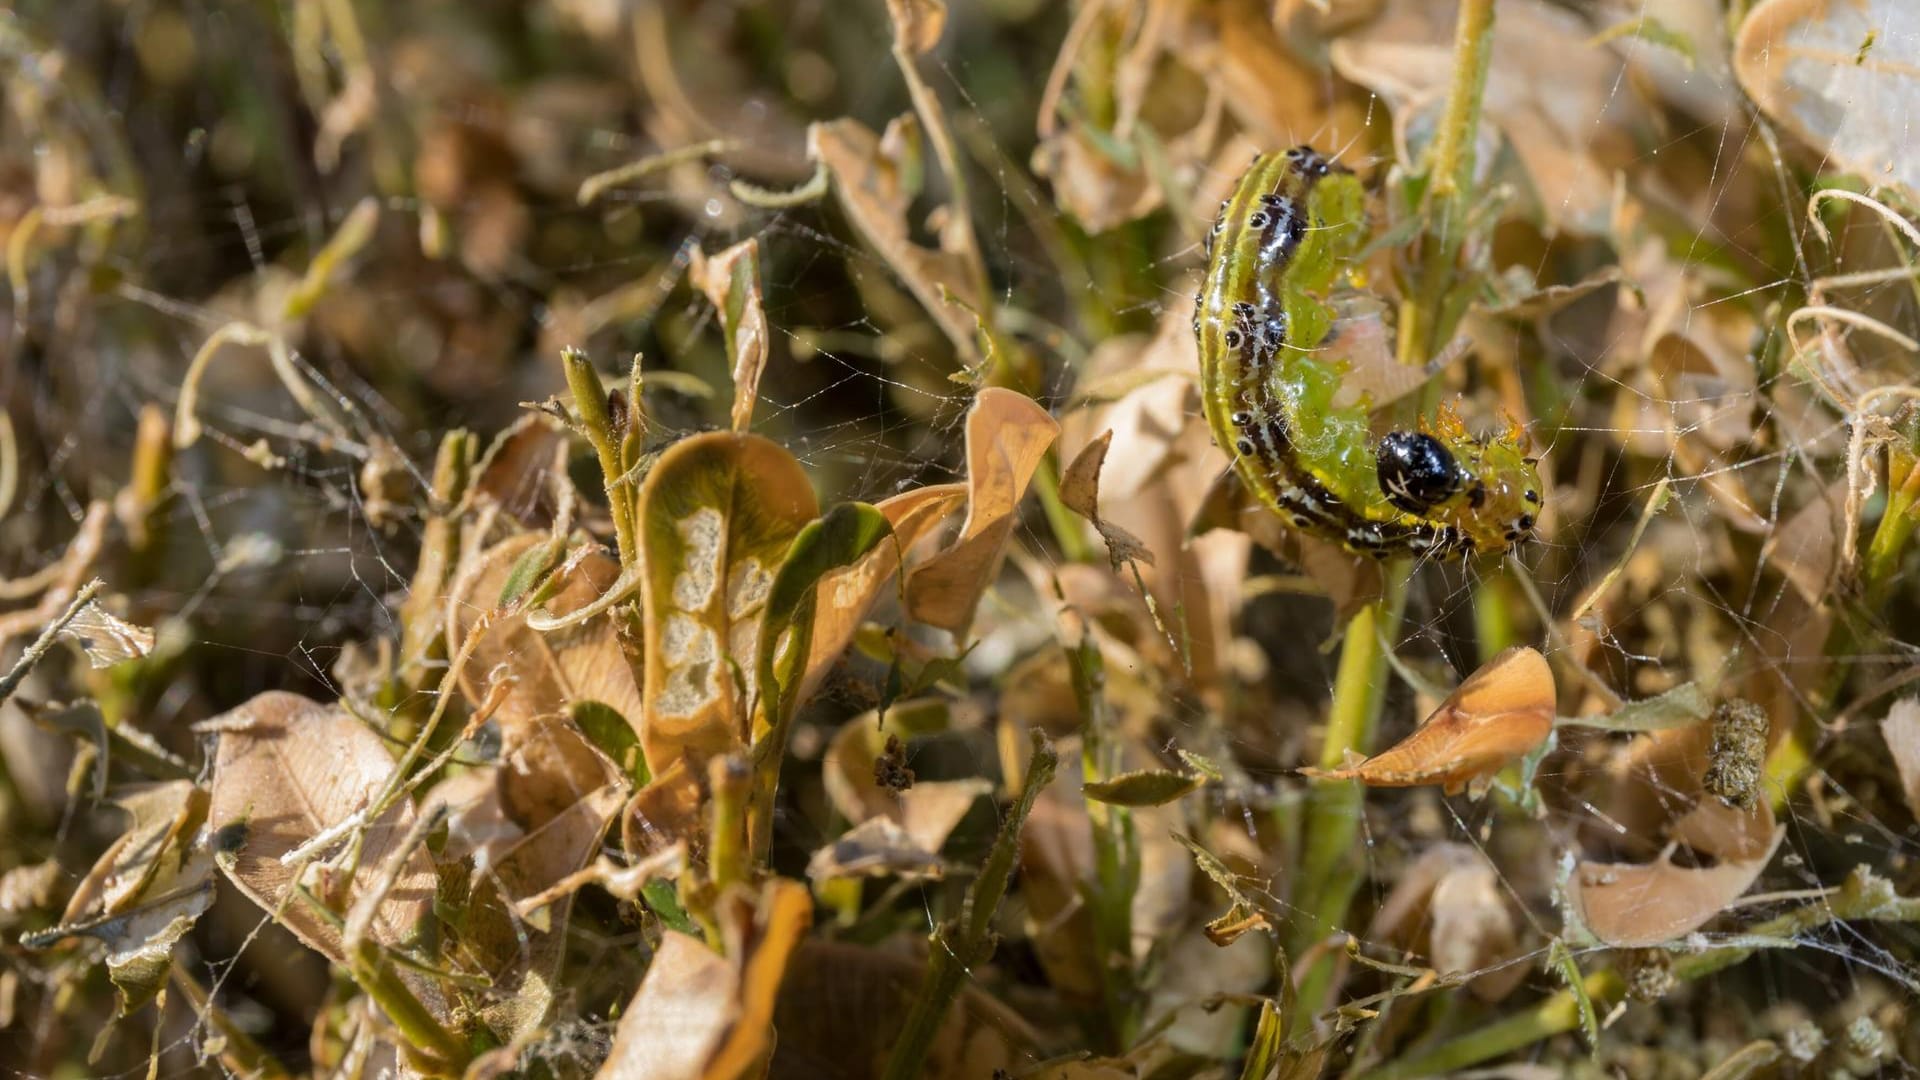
[1738,0,1920,202]
[905,388,1059,634]
[689,238,770,434]
[597,879,812,1080]
[1304,647,1556,796]
[1569,797,1784,947]
[202,692,447,1016]
[639,431,818,770]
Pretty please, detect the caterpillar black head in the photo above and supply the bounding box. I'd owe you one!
[1376,431,1467,515]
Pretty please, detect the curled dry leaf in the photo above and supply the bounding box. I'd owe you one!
[24,781,215,1015]
[885,0,947,55]
[1304,646,1556,795]
[1368,843,1526,1002]
[1737,0,1920,203]
[806,815,947,883]
[640,431,818,768]
[798,482,965,703]
[469,412,572,528]
[597,878,812,1080]
[1881,699,1920,820]
[59,780,204,923]
[906,387,1059,634]
[688,238,770,434]
[808,116,983,361]
[1570,795,1784,948]
[1060,429,1154,571]
[57,598,155,669]
[203,692,447,1013]
[448,533,637,826]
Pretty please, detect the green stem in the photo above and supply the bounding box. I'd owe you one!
[561,347,638,566]
[882,731,1060,1080]
[1358,971,1624,1080]
[1070,629,1140,1049]
[708,755,751,894]
[1360,870,1920,1079]
[349,942,469,1073]
[1288,570,1411,1032]
[1399,0,1497,365]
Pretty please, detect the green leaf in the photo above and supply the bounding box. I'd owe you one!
[1082,768,1203,807]
[1560,681,1711,733]
[754,502,893,742]
[750,502,893,858]
[572,699,650,786]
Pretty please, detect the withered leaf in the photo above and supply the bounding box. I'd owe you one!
[1304,647,1556,795]
[1885,699,1920,820]
[597,879,812,1080]
[806,816,947,883]
[808,117,983,362]
[1570,797,1784,948]
[905,388,1059,634]
[1737,0,1920,203]
[58,599,155,669]
[689,238,770,434]
[462,783,625,1040]
[1060,430,1154,571]
[203,692,445,1014]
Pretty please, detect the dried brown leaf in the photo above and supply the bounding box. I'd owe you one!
[1884,699,1920,820]
[1368,844,1526,1002]
[1571,796,1783,947]
[905,388,1059,634]
[1737,0,1920,203]
[464,783,625,1039]
[806,816,946,883]
[448,533,645,749]
[597,879,812,1080]
[1060,430,1155,571]
[689,238,770,434]
[204,692,447,1012]
[57,599,154,669]
[60,780,204,924]
[885,0,947,55]
[1304,646,1556,795]
[809,117,983,361]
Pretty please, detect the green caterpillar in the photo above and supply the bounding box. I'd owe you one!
[1193,147,1541,560]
